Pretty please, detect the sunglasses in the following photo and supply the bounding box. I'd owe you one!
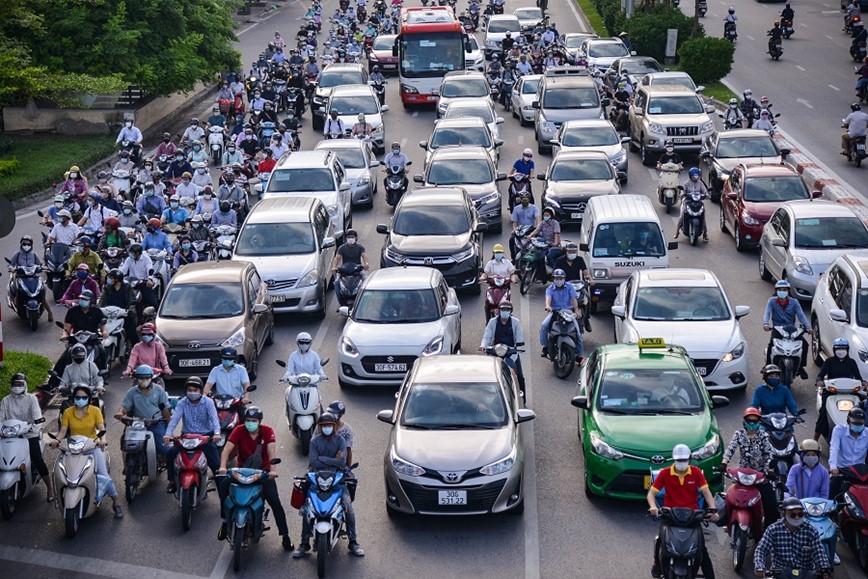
[298,341,312,345]
[785,511,806,519]
[744,419,760,425]
[73,396,89,401]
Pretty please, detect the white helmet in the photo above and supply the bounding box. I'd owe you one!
[297,331,312,343]
[672,444,691,460]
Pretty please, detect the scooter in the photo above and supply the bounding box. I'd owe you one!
[518,236,549,295]
[768,36,784,60]
[295,465,357,579]
[655,507,714,579]
[213,224,237,260]
[567,279,592,333]
[545,308,580,379]
[277,359,327,456]
[170,433,212,531]
[802,497,839,567]
[836,463,868,571]
[145,248,170,301]
[483,344,526,399]
[111,169,132,197]
[101,306,128,369]
[100,246,126,271]
[761,410,806,504]
[43,242,72,302]
[770,324,806,386]
[5,262,47,331]
[657,162,682,214]
[698,0,707,17]
[724,21,737,42]
[118,403,165,503]
[215,396,245,450]
[844,130,866,168]
[49,431,110,538]
[817,378,864,442]
[224,458,282,572]
[383,161,411,207]
[682,192,706,246]
[208,126,225,166]
[782,19,794,39]
[370,78,387,106]
[0,417,46,519]
[507,174,534,211]
[191,239,214,262]
[483,275,512,320]
[720,466,766,572]
[335,263,364,307]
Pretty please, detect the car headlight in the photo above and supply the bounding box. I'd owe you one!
[385,246,405,264]
[480,448,517,476]
[721,341,745,362]
[589,432,624,460]
[477,191,500,206]
[451,247,474,262]
[648,122,666,135]
[541,121,556,134]
[222,328,245,348]
[741,212,760,226]
[610,151,626,165]
[341,336,359,357]
[792,255,813,275]
[422,336,444,356]
[369,53,379,62]
[437,103,447,113]
[859,350,868,363]
[692,434,720,460]
[326,204,337,216]
[297,269,319,288]
[401,84,419,94]
[544,195,561,209]
[592,268,609,279]
[358,175,370,185]
[390,449,425,477]
[313,96,324,105]
[701,120,715,133]
[474,57,484,66]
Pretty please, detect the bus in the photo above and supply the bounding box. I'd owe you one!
[396,7,467,106]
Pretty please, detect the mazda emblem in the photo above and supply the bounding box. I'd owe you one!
[651,455,665,465]
[445,472,460,483]
[423,257,434,266]
[187,341,202,350]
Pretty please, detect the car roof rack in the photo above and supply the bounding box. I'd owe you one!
[543,66,590,77]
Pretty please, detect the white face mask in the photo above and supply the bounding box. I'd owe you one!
[835,348,848,359]
[674,460,690,473]
[346,237,357,245]
[299,343,310,353]
[321,426,334,436]
[69,172,78,179]
[10,386,26,395]
[785,514,805,527]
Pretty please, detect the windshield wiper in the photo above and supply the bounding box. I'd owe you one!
[436,423,499,429]
[633,409,696,415]
[402,423,434,430]
[599,408,631,414]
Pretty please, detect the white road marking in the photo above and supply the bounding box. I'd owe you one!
[826,34,835,40]
[799,22,808,28]
[821,10,841,14]
[795,65,806,71]
[412,110,419,117]
[829,84,841,91]
[796,98,814,109]
[518,135,524,145]
[746,35,755,40]
[519,290,541,579]
[712,12,719,17]
[208,545,232,579]
[400,138,407,149]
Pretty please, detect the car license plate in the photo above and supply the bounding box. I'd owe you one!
[673,138,692,144]
[696,366,707,376]
[127,429,147,441]
[179,358,211,368]
[438,490,467,505]
[375,363,407,372]
[427,96,438,101]
[270,294,286,302]
[571,212,583,219]
[644,475,651,489]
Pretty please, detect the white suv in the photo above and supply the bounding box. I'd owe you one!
[810,254,868,374]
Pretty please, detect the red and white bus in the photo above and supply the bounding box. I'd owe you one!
[396,7,467,106]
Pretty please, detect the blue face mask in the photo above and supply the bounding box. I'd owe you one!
[245,421,259,432]
[79,299,90,308]
[142,334,154,343]
[766,377,780,387]
[776,291,789,300]
[182,243,191,250]
[76,271,88,280]
[171,202,179,209]
[74,397,89,408]
[851,424,866,434]
[542,215,551,222]
[494,252,504,261]
[222,359,235,368]
[123,208,132,215]
[499,310,511,319]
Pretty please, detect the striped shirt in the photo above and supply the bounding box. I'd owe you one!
[166,396,220,436]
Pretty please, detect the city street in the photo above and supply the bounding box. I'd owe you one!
[1,0,866,578]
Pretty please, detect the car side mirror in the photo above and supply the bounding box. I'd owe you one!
[830,308,849,323]
[377,409,395,424]
[531,101,540,109]
[705,104,716,114]
[496,117,504,125]
[253,303,268,314]
[494,139,504,148]
[695,85,705,93]
[338,306,350,318]
[571,396,588,410]
[445,304,460,316]
[734,305,750,319]
[812,190,823,199]
[419,140,428,149]
[601,98,611,107]
[413,174,424,183]
[516,408,536,423]
[611,305,626,318]
[620,136,630,144]
[339,182,351,192]
[711,395,730,410]
[667,241,678,250]
[381,105,390,112]
[475,223,486,233]
[536,173,546,181]
[496,172,507,181]
[322,237,336,249]
[725,191,737,200]
[630,50,637,56]
[376,224,389,234]
[770,237,786,247]
[579,243,589,252]
[370,160,380,168]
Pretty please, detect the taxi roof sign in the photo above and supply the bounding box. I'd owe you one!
[638,338,666,350]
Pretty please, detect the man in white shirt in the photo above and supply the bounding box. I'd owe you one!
[48,210,80,245]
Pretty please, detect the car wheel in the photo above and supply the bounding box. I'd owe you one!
[537,141,550,155]
[719,205,728,233]
[734,223,745,252]
[265,321,274,346]
[710,179,722,203]
[627,128,639,152]
[640,138,653,167]
[758,247,772,281]
[247,346,259,380]
[312,285,327,320]
[812,317,824,366]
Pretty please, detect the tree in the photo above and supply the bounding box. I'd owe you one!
[677,37,735,85]
[626,4,699,63]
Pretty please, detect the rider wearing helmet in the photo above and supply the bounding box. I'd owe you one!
[351,113,373,138]
[656,140,682,168]
[327,400,355,467]
[509,148,536,187]
[211,199,237,227]
[723,97,745,128]
[325,107,346,137]
[204,347,252,405]
[481,243,518,283]
[785,439,831,504]
[763,279,812,379]
[829,407,868,499]
[58,288,109,377]
[99,268,138,342]
[842,102,868,155]
[751,364,800,419]
[540,269,582,358]
[59,342,103,392]
[124,322,171,376]
[115,365,172,456]
[814,337,864,441]
[8,235,54,323]
[673,167,709,241]
[740,89,759,127]
[0,373,54,501]
[282,332,326,380]
[164,376,222,494]
[142,217,173,253]
[383,141,410,171]
[67,234,105,283]
[755,497,831,577]
[99,216,126,251]
[554,242,593,332]
[480,300,526,390]
[330,228,370,298]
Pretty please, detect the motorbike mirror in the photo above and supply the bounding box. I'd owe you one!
[601,98,611,107]
[158,403,166,410]
[38,210,45,217]
[376,409,395,424]
[47,432,58,440]
[570,396,588,410]
[536,173,546,181]
[97,430,107,438]
[55,321,65,329]
[711,396,730,410]
[3,257,9,264]
[516,408,536,423]
[667,241,678,250]
[412,174,424,183]
[611,305,626,318]
[798,408,807,415]
[148,269,155,275]
[531,101,540,109]
[496,172,507,181]
[247,385,257,393]
[338,306,350,318]
[276,359,287,368]
[270,457,282,465]
[376,224,389,234]
[349,462,359,469]
[734,305,750,319]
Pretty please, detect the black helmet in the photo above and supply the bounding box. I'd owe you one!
[780,496,803,512]
[345,229,358,238]
[109,268,125,283]
[10,373,26,386]
[129,242,143,254]
[244,406,264,421]
[848,407,866,424]
[220,346,237,359]
[318,412,337,425]
[327,400,346,419]
[79,236,93,247]
[185,376,204,390]
[852,103,862,112]
[71,384,93,400]
[761,363,781,377]
[219,200,231,213]
[71,344,87,362]
[564,241,578,252]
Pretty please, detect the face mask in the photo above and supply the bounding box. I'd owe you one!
[137,378,152,389]
[766,377,780,387]
[299,344,311,353]
[245,421,259,433]
[347,237,357,245]
[744,421,761,431]
[802,455,819,468]
[785,514,805,527]
[123,208,132,215]
[665,147,674,153]
[142,334,154,343]
[182,243,191,250]
[222,359,234,368]
[543,215,551,222]
[246,135,253,140]
[79,299,90,308]
[10,386,26,395]
[730,104,737,109]
[523,156,532,161]
[145,188,156,196]
[835,349,848,359]
[566,253,577,260]
[55,202,64,209]
[163,138,170,143]
[171,202,181,210]
[392,149,400,155]
[121,158,129,164]
[126,122,133,127]
[70,172,78,179]
[674,460,690,473]
[197,168,207,174]
[494,252,504,261]
[690,175,699,182]
[74,397,89,408]
[76,271,88,280]
[182,180,190,185]
[554,279,565,288]
[187,391,202,402]
[21,244,32,252]
[499,310,511,319]
[321,426,334,436]
[193,146,201,151]
[850,424,866,434]
[776,291,789,299]
[176,156,184,161]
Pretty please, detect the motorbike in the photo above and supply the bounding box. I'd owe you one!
[761,410,806,504]
[770,324,806,386]
[208,126,225,166]
[507,174,534,212]
[719,111,744,130]
[845,131,866,168]
[567,279,591,333]
[501,77,515,111]
[335,262,364,307]
[49,431,110,538]
[518,236,550,295]
[817,378,864,442]
[837,463,868,571]
[112,169,133,197]
[5,262,47,331]
[383,161,411,207]
[224,458,283,572]
[483,344,525,399]
[191,239,214,262]
[0,417,46,519]
[100,246,126,271]
[213,224,238,260]
[277,359,327,456]
[768,36,783,60]
[720,467,766,571]
[802,497,839,566]
[698,0,707,17]
[145,248,170,301]
[483,275,512,320]
[294,465,358,579]
[853,39,868,62]
[170,433,213,531]
[655,507,715,579]
[657,162,682,213]
[724,21,737,42]
[370,78,387,106]
[258,120,277,144]
[215,395,245,450]
[681,192,706,246]
[487,75,502,104]
[119,404,166,503]
[781,19,794,39]
[101,305,129,368]
[545,308,580,379]
[43,242,72,302]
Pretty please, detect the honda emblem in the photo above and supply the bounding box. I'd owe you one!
[424,257,434,266]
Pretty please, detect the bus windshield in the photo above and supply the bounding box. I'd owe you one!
[400,32,464,78]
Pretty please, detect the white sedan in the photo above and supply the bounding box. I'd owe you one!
[337,267,461,387]
[611,268,750,391]
[510,74,542,126]
[442,99,504,140]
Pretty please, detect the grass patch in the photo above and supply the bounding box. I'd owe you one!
[0,351,53,398]
[0,134,116,201]
[575,0,609,36]
[702,81,738,105]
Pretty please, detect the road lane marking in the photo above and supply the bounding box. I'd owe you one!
[519,291,541,579]
[799,22,808,28]
[795,65,806,71]
[400,138,407,149]
[746,35,755,40]
[518,135,524,145]
[821,10,840,13]
[826,34,835,39]
[829,84,840,91]
[412,110,419,117]
[796,98,814,109]
[208,545,232,579]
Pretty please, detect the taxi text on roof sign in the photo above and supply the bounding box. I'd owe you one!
[637,338,666,350]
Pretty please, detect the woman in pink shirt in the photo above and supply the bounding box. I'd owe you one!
[123,323,172,376]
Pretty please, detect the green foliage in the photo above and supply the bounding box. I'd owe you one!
[677,37,735,86]
[0,158,21,177]
[0,351,53,398]
[577,0,612,37]
[590,0,626,37]
[626,5,700,62]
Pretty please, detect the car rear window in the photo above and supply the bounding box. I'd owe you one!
[793,217,868,249]
[441,78,489,98]
[742,176,808,203]
[543,88,599,109]
[267,168,335,192]
[430,127,491,149]
[646,96,704,115]
[319,70,364,88]
[562,127,619,147]
[550,159,612,181]
[633,287,731,321]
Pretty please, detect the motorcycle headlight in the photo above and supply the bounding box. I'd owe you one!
[804,502,826,517]
[845,493,866,519]
[451,247,474,262]
[317,474,334,491]
[741,212,760,226]
[341,336,359,357]
[297,269,319,288]
[721,341,745,362]
[422,335,444,356]
[648,123,666,135]
[1,425,19,438]
[589,432,624,460]
[390,449,425,477]
[373,124,384,136]
[232,470,261,485]
[222,329,245,348]
[701,120,715,133]
[792,255,813,275]
[737,471,757,486]
[771,416,787,430]
[480,448,517,476]
[692,434,719,460]
[131,420,145,430]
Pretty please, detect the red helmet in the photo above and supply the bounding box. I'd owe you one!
[148,218,161,229]
[743,407,761,420]
[105,216,120,230]
[140,323,156,335]
[760,96,769,104]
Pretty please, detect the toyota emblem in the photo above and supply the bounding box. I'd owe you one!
[445,472,460,483]
[423,257,434,266]
[651,455,665,465]
[386,355,394,363]
[265,279,276,287]
[187,341,202,350]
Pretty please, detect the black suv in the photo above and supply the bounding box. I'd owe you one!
[376,187,483,294]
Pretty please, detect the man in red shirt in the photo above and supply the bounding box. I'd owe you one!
[646,444,718,579]
[216,406,293,551]
[257,148,277,175]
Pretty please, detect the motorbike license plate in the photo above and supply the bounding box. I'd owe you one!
[126,429,147,441]
[673,138,692,144]
[857,144,866,151]
[644,475,651,490]
[270,294,286,302]
[179,358,211,368]
[571,213,583,219]
[438,490,467,505]
[374,363,407,372]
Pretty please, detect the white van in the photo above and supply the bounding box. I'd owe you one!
[578,195,676,309]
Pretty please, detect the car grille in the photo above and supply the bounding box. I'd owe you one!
[691,358,719,377]
[401,479,506,513]
[559,200,589,213]
[265,278,298,291]
[361,355,417,373]
[403,256,455,266]
[606,470,648,495]
[666,126,699,137]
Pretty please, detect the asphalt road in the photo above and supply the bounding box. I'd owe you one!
[0,0,865,578]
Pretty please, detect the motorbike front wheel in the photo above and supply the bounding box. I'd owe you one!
[124,460,139,504]
[181,486,195,531]
[0,487,17,520]
[28,308,39,332]
[52,281,65,303]
[300,428,312,456]
[65,507,79,538]
[554,344,575,379]
[780,357,795,386]
[519,261,535,295]
[232,525,244,571]
[732,525,748,571]
[317,532,328,578]
[689,220,699,246]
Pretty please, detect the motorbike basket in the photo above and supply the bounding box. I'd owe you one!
[291,481,306,510]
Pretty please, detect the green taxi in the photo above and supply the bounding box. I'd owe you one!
[571,338,730,499]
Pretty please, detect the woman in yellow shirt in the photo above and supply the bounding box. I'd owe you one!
[51,384,123,518]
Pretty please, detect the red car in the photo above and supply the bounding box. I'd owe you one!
[720,163,818,251]
[368,34,398,74]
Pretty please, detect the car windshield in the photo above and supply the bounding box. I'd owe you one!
[401,382,508,428]
[319,71,365,88]
[857,289,868,328]
[592,223,665,257]
[542,88,599,109]
[742,176,808,202]
[521,78,541,94]
[430,127,491,149]
[487,19,520,33]
[565,35,588,48]
[647,96,704,115]
[793,217,868,249]
[325,148,365,169]
[632,287,731,321]
[596,369,704,414]
[588,43,628,58]
[353,289,440,323]
[373,36,395,50]
[394,205,470,235]
[441,78,489,98]
[562,127,619,147]
[234,222,316,256]
[620,59,662,74]
[550,159,613,181]
[514,8,542,19]
[267,168,335,192]
[428,159,492,185]
[160,283,244,319]
[715,136,778,158]
[329,95,379,115]
[444,103,494,123]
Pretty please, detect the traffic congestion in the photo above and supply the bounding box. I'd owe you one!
[2,0,868,578]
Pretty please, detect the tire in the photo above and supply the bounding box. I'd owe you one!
[554,344,575,379]
[734,223,746,252]
[65,507,79,539]
[860,540,868,571]
[300,428,312,456]
[812,317,824,366]
[719,206,728,232]
[232,525,244,572]
[0,488,16,520]
[316,532,328,579]
[125,471,138,504]
[52,282,65,303]
[710,181,721,204]
[181,486,194,531]
[640,139,653,167]
[265,322,274,346]
[28,309,39,332]
[781,357,795,386]
[519,262,535,295]
[247,347,259,380]
[312,286,327,320]
[689,222,698,246]
[537,141,550,155]
[628,132,639,152]
[732,526,748,571]
[758,248,772,281]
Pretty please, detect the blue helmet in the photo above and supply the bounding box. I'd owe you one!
[688,167,701,178]
[833,338,850,349]
[775,279,791,289]
[220,347,237,359]
[134,365,154,378]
